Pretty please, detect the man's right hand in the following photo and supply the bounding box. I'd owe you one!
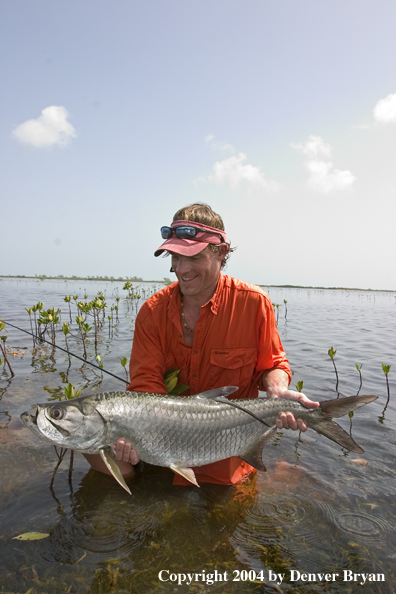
[114,438,140,465]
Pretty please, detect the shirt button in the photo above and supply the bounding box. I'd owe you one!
[194,350,198,354]
[192,374,197,378]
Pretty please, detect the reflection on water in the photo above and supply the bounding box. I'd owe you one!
[0,278,395,593]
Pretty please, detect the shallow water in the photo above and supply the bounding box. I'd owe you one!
[0,278,395,593]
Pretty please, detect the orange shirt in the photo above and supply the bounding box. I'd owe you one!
[128,273,291,485]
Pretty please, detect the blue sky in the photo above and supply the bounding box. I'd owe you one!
[1,0,395,290]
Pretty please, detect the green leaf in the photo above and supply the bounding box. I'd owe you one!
[13,532,50,541]
[382,364,390,375]
[166,375,178,393]
[295,380,304,393]
[169,384,189,395]
[328,346,336,359]
[164,367,176,380]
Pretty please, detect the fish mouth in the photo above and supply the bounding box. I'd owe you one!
[20,408,45,440]
[21,409,38,426]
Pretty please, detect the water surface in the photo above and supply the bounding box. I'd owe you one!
[1,278,395,593]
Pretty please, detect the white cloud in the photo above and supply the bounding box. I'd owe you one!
[291,135,356,194]
[12,106,77,148]
[291,135,332,159]
[205,133,235,153]
[209,152,281,192]
[373,92,396,123]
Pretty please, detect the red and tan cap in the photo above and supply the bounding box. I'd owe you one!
[154,220,227,257]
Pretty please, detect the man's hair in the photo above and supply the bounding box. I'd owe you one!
[172,203,235,268]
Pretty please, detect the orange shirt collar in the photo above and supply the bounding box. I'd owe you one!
[168,272,225,318]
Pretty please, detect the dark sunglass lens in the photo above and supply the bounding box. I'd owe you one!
[175,226,197,238]
[161,226,172,239]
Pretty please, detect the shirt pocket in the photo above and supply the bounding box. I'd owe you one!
[209,347,257,394]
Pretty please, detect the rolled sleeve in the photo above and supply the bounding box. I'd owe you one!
[255,295,291,386]
[127,305,168,394]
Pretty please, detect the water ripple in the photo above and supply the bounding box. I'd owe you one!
[44,499,166,563]
[334,511,389,540]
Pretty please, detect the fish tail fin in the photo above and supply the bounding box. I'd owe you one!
[314,418,364,453]
[315,394,378,454]
[319,394,377,418]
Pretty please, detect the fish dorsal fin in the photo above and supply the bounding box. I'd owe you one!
[239,427,278,472]
[198,387,270,427]
[170,464,200,487]
[100,447,132,495]
[197,387,239,400]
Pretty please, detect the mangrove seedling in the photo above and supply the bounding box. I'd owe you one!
[37,307,61,345]
[31,302,43,336]
[0,320,15,377]
[328,346,339,394]
[295,380,304,393]
[62,322,71,358]
[64,295,72,322]
[355,363,363,395]
[379,364,391,422]
[120,356,129,382]
[64,382,82,400]
[284,299,288,320]
[76,316,91,359]
[96,355,104,372]
[49,381,82,490]
[382,364,391,401]
[272,303,280,324]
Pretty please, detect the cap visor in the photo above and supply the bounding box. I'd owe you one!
[154,237,209,257]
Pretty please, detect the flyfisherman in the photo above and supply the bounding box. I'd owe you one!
[85,203,319,484]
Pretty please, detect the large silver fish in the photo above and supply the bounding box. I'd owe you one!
[21,388,377,493]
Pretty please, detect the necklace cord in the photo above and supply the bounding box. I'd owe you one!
[180,299,195,333]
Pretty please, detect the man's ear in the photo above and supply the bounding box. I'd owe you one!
[218,244,229,261]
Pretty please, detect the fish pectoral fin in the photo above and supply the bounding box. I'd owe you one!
[170,464,200,487]
[239,427,278,472]
[99,448,132,495]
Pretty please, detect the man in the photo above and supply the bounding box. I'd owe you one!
[86,203,319,484]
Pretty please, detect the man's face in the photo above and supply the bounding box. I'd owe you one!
[171,245,227,300]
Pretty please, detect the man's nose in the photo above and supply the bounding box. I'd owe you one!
[174,257,190,275]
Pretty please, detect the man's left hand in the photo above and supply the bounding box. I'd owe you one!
[271,389,320,432]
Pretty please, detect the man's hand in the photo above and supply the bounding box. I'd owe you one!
[113,439,140,465]
[260,368,320,432]
[271,389,320,431]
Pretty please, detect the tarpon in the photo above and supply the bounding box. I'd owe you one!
[21,387,377,493]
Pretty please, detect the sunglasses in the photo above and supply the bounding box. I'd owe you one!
[160,225,224,243]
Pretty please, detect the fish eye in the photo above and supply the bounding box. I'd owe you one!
[50,407,64,420]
